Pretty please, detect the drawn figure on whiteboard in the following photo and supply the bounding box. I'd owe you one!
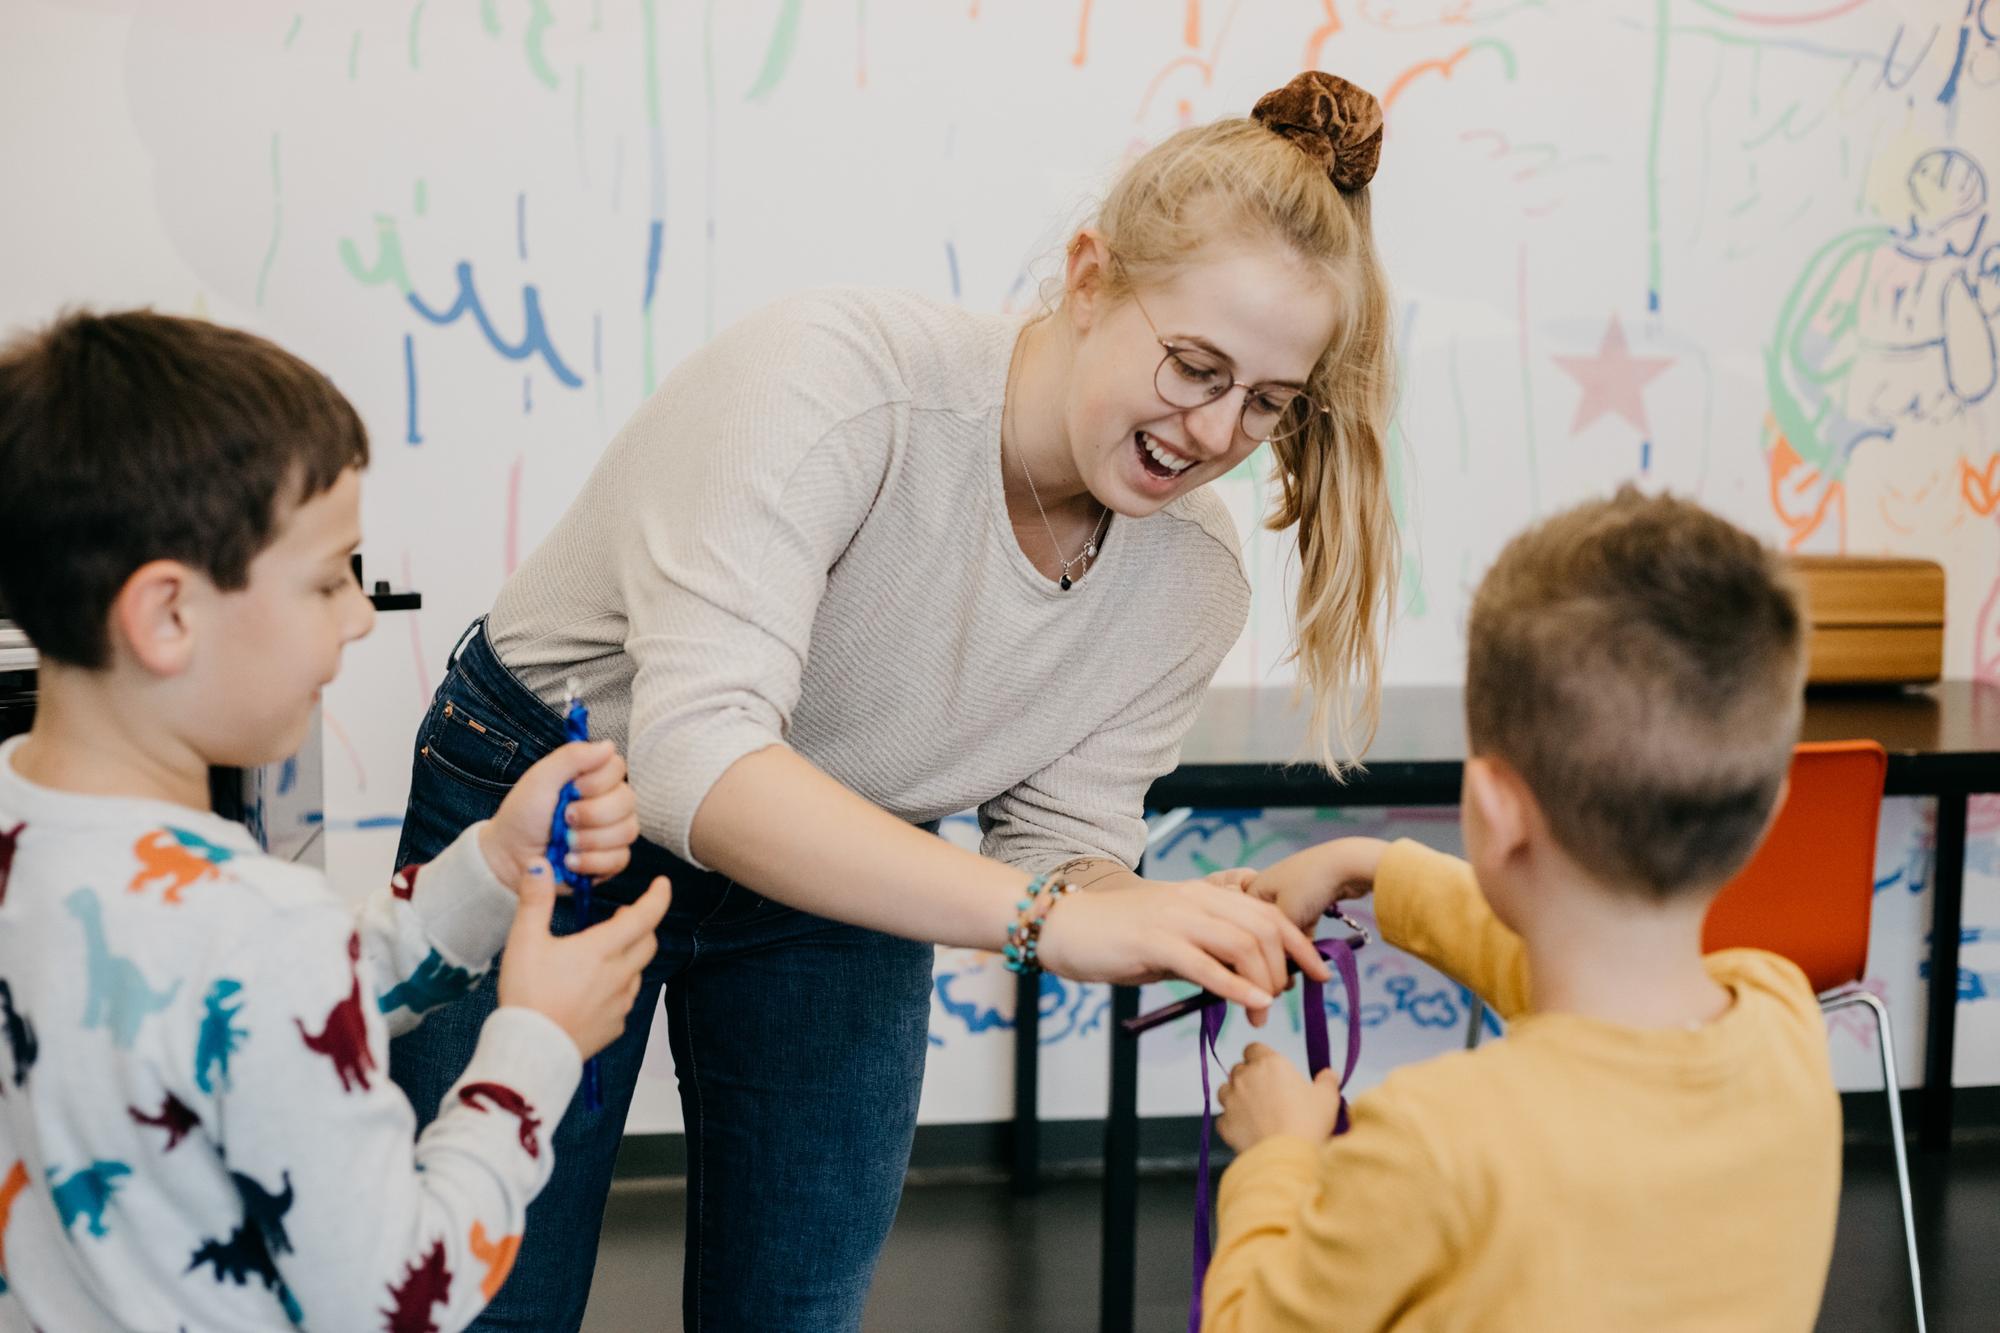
[1763,147,2000,679]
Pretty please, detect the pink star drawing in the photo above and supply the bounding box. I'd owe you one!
[1552,315,1675,436]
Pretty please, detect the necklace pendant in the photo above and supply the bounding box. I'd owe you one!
[1059,574,1072,591]
[1083,541,1097,559]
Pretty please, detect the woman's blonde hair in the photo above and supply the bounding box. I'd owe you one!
[1087,111,1399,772]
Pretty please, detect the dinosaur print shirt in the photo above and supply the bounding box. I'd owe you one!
[0,737,582,1331]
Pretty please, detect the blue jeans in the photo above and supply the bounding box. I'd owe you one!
[387,621,935,1332]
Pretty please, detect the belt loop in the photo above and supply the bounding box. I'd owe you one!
[448,618,485,670]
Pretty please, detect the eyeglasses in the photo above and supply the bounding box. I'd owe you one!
[1128,288,1329,445]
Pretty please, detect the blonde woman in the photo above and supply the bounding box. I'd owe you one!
[389,70,1400,1332]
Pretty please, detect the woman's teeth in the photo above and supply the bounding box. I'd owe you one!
[1139,431,1194,475]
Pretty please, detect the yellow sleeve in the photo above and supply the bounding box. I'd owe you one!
[1373,840,1533,1019]
[1204,1094,1457,1332]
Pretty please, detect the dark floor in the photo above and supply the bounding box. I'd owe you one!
[585,1141,1996,1331]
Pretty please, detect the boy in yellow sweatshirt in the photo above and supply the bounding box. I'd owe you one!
[1205,489,1840,1331]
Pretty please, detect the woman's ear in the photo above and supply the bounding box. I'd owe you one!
[110,559,200,678]
[1063,229,1113,333]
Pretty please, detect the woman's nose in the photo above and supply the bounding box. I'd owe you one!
[1183,387,1245,458]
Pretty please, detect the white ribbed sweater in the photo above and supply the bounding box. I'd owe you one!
[490,288,1250,873]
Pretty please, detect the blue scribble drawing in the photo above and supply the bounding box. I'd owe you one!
[932,970,1011,1036]
[1037,974,1111,1044]
[1880,5,2000,107]
[929,967,1110,1047]
[407,260,583,387]
[402,333,422,445]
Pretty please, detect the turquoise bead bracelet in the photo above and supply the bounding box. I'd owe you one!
[1003,872,1078,975]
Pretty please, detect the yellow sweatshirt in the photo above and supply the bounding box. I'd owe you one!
[1204,840,1842,1332]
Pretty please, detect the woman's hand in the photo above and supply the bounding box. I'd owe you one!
[479,741,641,892]
[1033,879,1331,1018]
[1215,1042,1342,1153]
[1244,837,1389,931]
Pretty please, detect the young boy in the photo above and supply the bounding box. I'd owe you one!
[1207,489,1839,1330]
[0,310,670,1331]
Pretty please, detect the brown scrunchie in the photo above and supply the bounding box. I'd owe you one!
[1251,71,1384,193]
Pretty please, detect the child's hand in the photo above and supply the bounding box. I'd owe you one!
[498,863,671,1059]
[480,741,639,892]
[1215,1042,1342,1152]
[1246,837,1390,932]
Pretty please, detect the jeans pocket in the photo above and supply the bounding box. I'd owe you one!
[419,688,532,795]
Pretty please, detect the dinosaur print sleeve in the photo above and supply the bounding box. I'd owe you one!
[356,821,519,1039]
[198,901,579,1331]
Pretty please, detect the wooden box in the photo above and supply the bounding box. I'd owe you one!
[1785,556,1944,685]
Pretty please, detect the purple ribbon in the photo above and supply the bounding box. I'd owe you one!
[1188,936,1362,1332]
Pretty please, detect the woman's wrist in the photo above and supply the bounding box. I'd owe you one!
[1044,855,1132,892]
[1002,870,1081,974]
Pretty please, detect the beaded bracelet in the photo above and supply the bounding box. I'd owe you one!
[1002,872,1079,975]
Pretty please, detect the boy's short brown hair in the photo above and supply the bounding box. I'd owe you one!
[0,310,368,668]
[1466,487,1806,899]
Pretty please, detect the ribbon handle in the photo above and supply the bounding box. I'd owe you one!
[1188,935,1363,1332]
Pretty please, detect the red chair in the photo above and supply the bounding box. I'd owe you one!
[1702,740,1924,1333]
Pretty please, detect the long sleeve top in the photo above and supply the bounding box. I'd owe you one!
[1204,840,1842,1332]
[0,736,580,1331]
[487,286,1251,874]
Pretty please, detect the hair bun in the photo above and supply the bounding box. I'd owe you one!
[1251,71,1384,193]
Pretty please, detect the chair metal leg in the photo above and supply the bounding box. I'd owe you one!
[1822,986,1926,1333]
[1464,996,1486,1050]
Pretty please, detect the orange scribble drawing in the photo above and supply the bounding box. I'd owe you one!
[1382,39,1513,112]
[1306,1,1343,68]
[1767,428,1847,551]
[1963,455,2000,517]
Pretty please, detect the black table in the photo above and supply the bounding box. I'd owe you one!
[1061,681,2000,1333]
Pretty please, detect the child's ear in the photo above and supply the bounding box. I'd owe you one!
[111,560,200,678]
[1063,228,1112,332]
[1464,756,1531,865]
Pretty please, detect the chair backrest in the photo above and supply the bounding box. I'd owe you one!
[1700,740,1888,993]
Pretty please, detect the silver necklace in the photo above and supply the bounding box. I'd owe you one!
[1005,336,1110,591]
[1021,456,1109,590]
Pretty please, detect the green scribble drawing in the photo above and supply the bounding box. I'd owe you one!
[746,0,803,101]
[338,215,414,295]
[284,15,302,49]
[256,134,282,309]
[525,0,558,89]
[1764,226,1886,478]
[408,0,428,69]
[481,0,502,37]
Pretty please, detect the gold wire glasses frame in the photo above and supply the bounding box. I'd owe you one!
[1126,288,1331,445]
